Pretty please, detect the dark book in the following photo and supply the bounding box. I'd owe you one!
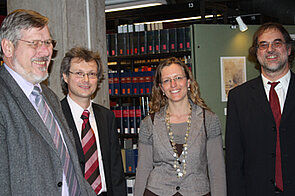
[129,106,136,134]
[177,27,185,52]
[154,30,160,53]
[160,29,169,53]
[111,106,123,134]
[185,26,191,51]
[169,28,177,52]
[109,33,117,56]
[106,34,111,56]
[127,24,134,55]
[133,24,140,55]
[145,71,153,94]
[117,26,127,56]
[122,105,130,134]
[138,71,146,94]
[139,24,147,54]
[126,72,132,95]
[147,30,155,54]
[132,71,140,95]
[120,72,127,95]
[135,105,142,133]
[108,72,114,95]
[113,72,120,95]
[125,148,138,173]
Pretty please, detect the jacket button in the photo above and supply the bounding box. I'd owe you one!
[57,182,62,187]
[176,186,180,190]
[271,153,275,158]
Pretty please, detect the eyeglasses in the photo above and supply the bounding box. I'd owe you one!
[256,40,286,50]
[161,75,186,86]
[18,39,56,49]
[68,71,98,79]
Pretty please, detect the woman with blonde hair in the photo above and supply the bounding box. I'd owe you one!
[134,57,226,196]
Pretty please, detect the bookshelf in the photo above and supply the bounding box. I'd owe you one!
[107,25,192,177]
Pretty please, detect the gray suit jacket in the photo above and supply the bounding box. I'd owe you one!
[0,66,96,196]
[134,102,226,196]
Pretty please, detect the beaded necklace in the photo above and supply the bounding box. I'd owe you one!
[165,104,192,178]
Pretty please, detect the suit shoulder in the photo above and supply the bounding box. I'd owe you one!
[92,103,113,114]
[228,76,260,95]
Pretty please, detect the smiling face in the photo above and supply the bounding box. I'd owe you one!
[10,26,53,84]
[257,28,291,80]
[160,63,190,104]
[63,58,98,105]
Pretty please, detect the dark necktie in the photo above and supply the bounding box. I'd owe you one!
[268,81,283,191]
[31,86,80,195]
[81,110,102,194]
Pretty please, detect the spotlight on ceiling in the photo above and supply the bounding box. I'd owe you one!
[235,16,248,32]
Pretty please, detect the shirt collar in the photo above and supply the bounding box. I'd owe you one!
[261,70,291,90]
[4,63,41,97]
[66,95,93,119]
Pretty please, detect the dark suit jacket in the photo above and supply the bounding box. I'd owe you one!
[226,72,295,196]
[0,66,96,196]
[61,98,127,196]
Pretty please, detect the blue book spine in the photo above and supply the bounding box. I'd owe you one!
[113,73,120,95]
[126,72,132,95]
[125,149,138,173]
[122,106,130,134]
[129,106,136,134]
[108,72,114,95]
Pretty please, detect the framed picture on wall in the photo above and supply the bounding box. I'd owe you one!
[220,56,246,102]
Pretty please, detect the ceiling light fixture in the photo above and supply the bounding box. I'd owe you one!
[105,0,167,13]
[235,16,248,32]
[134,14,222,25]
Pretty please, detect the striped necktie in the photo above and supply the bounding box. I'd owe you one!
[31,86,80,195]
[81,110,102,194]
[268,81,283,191]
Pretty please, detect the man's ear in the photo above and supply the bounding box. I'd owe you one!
[1,38,14,58]
[63,73,69,84]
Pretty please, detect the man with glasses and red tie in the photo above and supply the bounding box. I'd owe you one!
[226,22,295,196]
[0,9,96,195]
[60,47,126,196]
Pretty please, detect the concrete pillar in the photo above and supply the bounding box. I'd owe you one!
[7,0,109,108]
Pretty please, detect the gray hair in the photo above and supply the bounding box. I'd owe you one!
[0,9,49,57]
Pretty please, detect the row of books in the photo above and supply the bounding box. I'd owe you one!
[107,25,191,56]
[109,70,155,96]
[121,148,138,174]
[111,101,150,134]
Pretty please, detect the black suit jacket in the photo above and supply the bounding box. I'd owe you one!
[225,72,295,196]
[61,98,127,196]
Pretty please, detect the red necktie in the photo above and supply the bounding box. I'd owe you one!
[268,82,283,191]
[81,110,102,194]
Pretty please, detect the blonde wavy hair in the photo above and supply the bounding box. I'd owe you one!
[149,57,209,114]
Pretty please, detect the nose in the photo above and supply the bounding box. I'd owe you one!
[37,43,52,57]
[170,78,177,87]
[266,43,275,52]
[83,73,90,81]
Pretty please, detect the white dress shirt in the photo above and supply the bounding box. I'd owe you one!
[261,70,291,113]
[67,95,107,194]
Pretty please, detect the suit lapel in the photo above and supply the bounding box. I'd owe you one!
[249,76,274,121]
[281,72,295,122]
[92,104,108,163]
[154,108,174,156]
[61,98,85,172]
[0,67,58,152]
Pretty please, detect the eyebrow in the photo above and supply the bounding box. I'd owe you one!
[259,38,284,43]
